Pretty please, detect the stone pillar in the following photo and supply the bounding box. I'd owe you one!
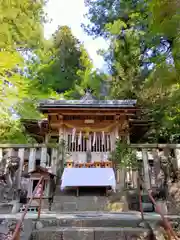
[17,148,25,190]
[152,148,161,186]
[142,148,151,190]
[175,148,180,169]
[28,148,36,172]
[40,147,47,168]
[0,148,2,163]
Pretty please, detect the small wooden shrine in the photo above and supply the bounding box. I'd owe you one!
[27,166,56,199]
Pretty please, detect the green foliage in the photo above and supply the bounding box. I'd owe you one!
[0,0,46,50]
[106,19,143,99]
[110,139,138,169]
[0,0,48,143]
[85,0,180,142]
[0,113,36,143]
[36,26,90,94]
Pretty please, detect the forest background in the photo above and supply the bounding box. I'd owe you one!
[0,0,179,143]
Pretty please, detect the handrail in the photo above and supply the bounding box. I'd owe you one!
[11,176,44,240]
[148,190,178,240]
[138,176,178,239]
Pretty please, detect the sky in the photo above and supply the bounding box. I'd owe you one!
[44,0,108,70]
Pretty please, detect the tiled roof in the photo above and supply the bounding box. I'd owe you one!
[39,89,137,109]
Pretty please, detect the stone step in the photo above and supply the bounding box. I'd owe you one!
[30,226,150,240]
[32,212,161,228]
[52,195,109,211]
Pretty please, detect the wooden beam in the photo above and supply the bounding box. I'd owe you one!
[45,108,137,114]
[131,144,180,149]
[0,143,180,149]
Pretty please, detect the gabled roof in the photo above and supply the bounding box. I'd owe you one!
[29,166,56,176]
[39,89,137,110]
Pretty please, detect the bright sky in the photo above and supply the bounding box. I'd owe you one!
[44,0,108,70]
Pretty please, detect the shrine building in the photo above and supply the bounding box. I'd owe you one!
[22,89,148,193]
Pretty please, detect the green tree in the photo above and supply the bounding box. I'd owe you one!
[0,0,48,143]
[84,0,180,142]
[37,26,87,93]
[0,0,47,50]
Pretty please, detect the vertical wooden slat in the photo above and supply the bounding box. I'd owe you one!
[142,148,151,190]
[97,134,100,152]
[17,148,25,189]
[28,148,36,172]
[40,147,47,168]
[115,126,119,139]
[110,133,113,151]
[58,128,62,143]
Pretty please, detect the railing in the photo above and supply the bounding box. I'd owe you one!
[11,176,44,240]
[138,176,178,240]
[0,143,180,193]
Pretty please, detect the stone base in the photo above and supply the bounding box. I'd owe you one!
[30,227,150,240]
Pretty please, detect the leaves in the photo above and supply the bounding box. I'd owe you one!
[85,0,180,142]
[0,0,48,143]
[111,139,138,169]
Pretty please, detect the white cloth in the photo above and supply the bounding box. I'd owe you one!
[78,131,82,145]
[72,128,76,142]
[60,168,116,191]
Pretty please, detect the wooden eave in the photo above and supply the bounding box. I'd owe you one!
[42,107,140,115]
[29,166,56,176]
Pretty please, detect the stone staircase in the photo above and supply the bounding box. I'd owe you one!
[29,213,150,240]
[0,212,179,239]
[42,186,130,212]
[31,226,149,240]
[29,212,176,240]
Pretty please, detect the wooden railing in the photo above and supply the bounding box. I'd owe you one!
[0,143,180,191]
[0,143,179,239]
[11,176,44,240]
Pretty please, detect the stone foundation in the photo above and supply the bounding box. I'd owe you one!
[30,227,150,240]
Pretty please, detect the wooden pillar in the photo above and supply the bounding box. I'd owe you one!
[58,115,64,176]
[142,148,151,190]
[17,148,25,190]
[58,114,64,143]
